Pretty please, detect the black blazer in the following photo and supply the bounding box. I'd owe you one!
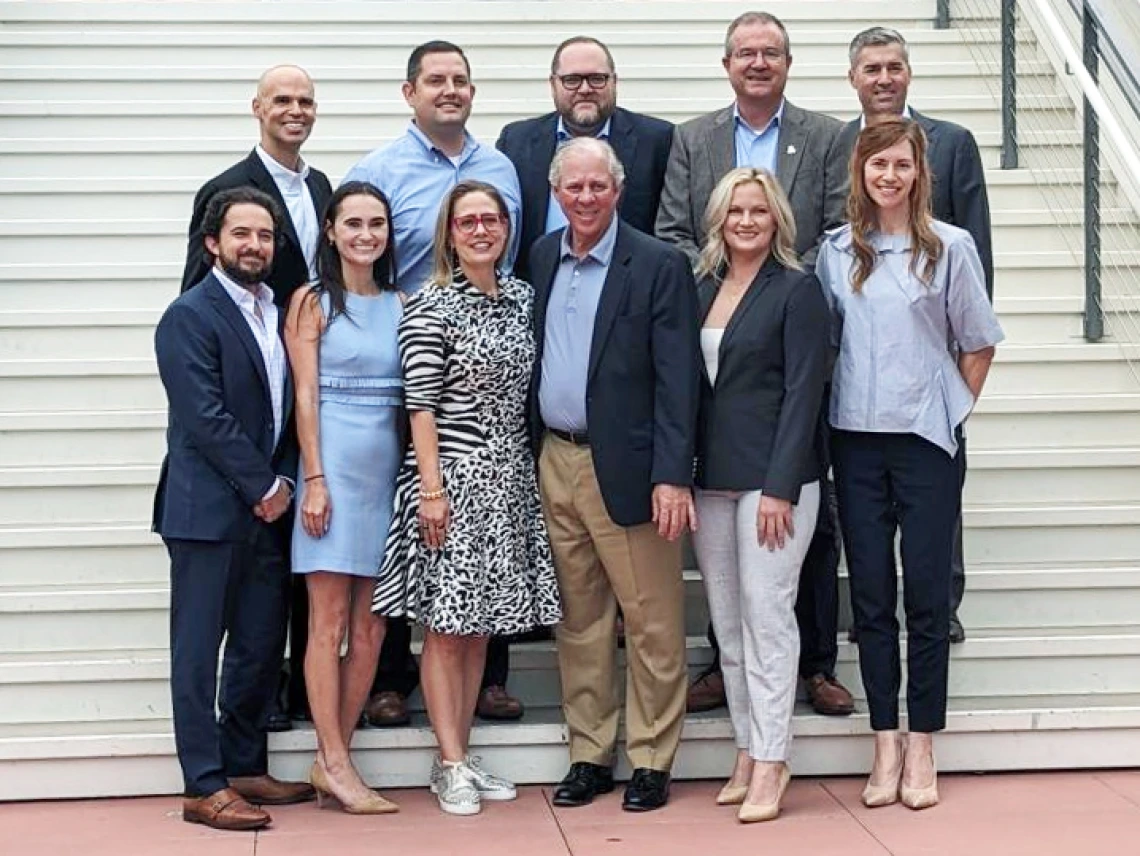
[529,221,700,527]
[694,259,829,502]
[837,111,994,297]
[152,273,296,542]
[180,149,334,308]
[497,107,674,281]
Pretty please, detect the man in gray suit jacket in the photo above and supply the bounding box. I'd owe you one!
[656,11,847,266]
[838,26,996,644]
[657,11,855,719]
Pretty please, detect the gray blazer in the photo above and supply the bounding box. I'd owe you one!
[656,100,847,267]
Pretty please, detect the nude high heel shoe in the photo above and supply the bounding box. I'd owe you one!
[715,782,748,806]
[900,749,939,810]
[737,764,790,823]
[310,761,400,814]
[861,735,904,808]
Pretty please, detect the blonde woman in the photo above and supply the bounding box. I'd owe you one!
[816,119,1003,810]
[373,181,560,816]
[691,167,829,822]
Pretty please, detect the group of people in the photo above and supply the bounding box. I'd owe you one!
[154,10,1004,833]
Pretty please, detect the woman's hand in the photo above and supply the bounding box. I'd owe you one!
[418,495,450,550]
[757,495,794,551]
[301,479,332,538]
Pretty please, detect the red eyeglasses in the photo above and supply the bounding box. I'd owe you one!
[452,213,509,234]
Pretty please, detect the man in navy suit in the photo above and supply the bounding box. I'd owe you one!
[181,65,333,726]
[838,26,995,642]
[529,138,699,812]
[497,36,674,280]
[156,188,314,830]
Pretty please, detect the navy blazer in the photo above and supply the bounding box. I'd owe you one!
[497,107,674,281]
[152,273,296,542]
[837,111,994,297]
[529,221,700,527]
[694,260,829,502]
[180,149,333,308]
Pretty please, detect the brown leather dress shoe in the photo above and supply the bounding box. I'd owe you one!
[228,774,315,805]
[364,690,411,727]
[476,685,524,721]
[686,668,727,713]
[183,788,271,831]
[805,673,856,716]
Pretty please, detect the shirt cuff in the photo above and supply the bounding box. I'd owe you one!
[261,477,281,502]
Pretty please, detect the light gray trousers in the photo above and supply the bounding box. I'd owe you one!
[692,482,820,761]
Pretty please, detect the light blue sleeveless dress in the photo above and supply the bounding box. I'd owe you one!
[292,289,403,577]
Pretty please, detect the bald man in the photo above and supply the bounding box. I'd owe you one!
[180,65,333,731]
[181,65,333,308]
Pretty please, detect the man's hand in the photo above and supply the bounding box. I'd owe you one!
[652,484,698,541]
[254,478,291,523]
[756,495,794,551]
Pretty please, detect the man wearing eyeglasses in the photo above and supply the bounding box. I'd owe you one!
[497,36,674,280]
[342,40,525,729]
[657,11,855,721]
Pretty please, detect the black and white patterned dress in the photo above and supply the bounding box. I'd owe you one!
[373,272,561,636]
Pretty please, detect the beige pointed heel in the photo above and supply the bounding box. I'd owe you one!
[737,765,790,823]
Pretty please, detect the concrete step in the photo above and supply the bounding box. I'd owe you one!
[969,392,1140,449]
[0,410,167,469]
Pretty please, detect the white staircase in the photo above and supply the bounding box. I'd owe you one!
[2,0,1140,801]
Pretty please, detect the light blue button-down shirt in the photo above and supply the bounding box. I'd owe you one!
[733,100,785,172]
[543,116,613,235]
[816,220,1005,457]
[342,123,523,294]
[538,216,619,432]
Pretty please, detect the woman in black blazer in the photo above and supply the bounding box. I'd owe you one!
[691,167,829,823]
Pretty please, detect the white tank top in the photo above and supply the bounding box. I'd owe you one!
[700,328,725,385]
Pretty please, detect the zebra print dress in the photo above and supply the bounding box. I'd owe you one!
[373,272,561,636]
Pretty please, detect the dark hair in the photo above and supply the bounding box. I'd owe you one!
[406,40,471,83]
[313,182,398,323]
[550,36,616,75]
[200,186,282,263]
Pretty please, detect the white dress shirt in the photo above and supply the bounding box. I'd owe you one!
[213,266,288,500]
[255,145,319,280]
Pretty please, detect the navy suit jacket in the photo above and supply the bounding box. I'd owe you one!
[529,221,700,527]
[837,111,994,297]
[152,272,296,542]
[180,149,333,308]
[497,107,674,281]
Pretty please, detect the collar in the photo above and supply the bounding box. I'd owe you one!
[859,104,913,130]
[406,121,477,160]
[213,265,275,309]
[733,99,785,136]
[255,144,309,182]
[559,215,619,265]
[555,115,613,143]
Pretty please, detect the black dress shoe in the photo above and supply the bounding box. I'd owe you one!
[622,768,670,812]
[551,762,614,807]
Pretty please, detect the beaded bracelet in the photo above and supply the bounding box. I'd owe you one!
[420,486,447,501]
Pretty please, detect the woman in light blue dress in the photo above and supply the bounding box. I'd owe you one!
[285,182,403,814]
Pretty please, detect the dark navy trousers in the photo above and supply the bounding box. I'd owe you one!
[166,526,290,796]
[831,430,961,733]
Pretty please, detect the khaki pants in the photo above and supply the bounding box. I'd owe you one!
[539,434,687,771]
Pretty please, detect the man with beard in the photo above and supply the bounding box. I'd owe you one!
[839,26,994,643]
[657,11,855,719]
[155,187,315,831]
[497,36,674,279]
[342,40,525,726]
[181,64,333,731]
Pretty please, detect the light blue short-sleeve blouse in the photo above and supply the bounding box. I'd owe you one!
[815,220,1005,457]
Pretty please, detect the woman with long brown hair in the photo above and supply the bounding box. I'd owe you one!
[815,119,1003,810]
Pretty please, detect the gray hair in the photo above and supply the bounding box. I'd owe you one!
[725,11,791,58]
[548,137,626,188]
[848,26,909,68]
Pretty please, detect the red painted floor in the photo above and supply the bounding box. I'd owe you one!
[2,772,1140,855]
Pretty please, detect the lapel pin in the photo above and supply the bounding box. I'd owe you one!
[786,145,796,155]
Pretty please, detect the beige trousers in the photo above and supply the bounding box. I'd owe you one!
[538,434,687,772]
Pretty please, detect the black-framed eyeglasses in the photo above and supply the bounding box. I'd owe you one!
[452,213,508,234]
[556,73,612,90]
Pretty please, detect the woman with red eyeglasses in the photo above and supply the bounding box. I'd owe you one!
[374,180,561,816]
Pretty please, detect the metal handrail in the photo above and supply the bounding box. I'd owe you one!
[1068,0,1140,119]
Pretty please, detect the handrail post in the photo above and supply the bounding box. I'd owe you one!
[1001,0,1019,169]
[1083,0,1104,341]
[936,0,950,29]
